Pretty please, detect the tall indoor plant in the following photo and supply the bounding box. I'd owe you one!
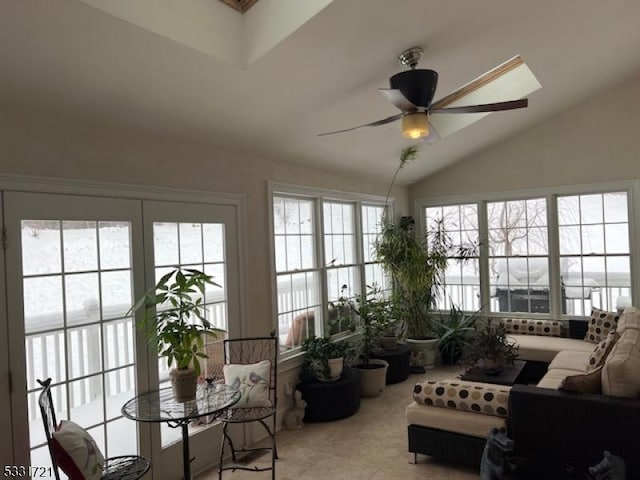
[374,146,451,370]
[129,268,224,401]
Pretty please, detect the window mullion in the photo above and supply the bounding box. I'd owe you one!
[547,194,563,317]
[478,200,491,314]
[317,198,328,337]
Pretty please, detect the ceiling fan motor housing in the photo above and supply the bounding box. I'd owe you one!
[390,70,438,109]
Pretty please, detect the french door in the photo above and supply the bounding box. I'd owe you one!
[3,189,244,478]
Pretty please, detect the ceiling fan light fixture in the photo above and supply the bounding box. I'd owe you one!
[402,113,429,139]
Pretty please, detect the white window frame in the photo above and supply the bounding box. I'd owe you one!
[415,180,640,319]
[268,183,389,358]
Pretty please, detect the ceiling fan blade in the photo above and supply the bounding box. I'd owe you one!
[378,88,418,113]
[318,114,402,136]
[430,98,528,114]
[423,119,440,144]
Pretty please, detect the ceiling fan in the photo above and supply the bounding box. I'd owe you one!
[318,47,529,141]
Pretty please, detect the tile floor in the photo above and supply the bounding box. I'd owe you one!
[199,365,481,480]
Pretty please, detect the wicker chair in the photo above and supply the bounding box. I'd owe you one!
[37,378,150,480]
[218,336,278,480]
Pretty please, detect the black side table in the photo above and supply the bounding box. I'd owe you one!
[297,367,360,422]
[371,344,411,384]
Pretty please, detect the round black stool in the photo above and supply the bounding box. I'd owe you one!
[371,344,411,384]
[298,367,360,422]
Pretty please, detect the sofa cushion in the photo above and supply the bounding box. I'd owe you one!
[548,350,591,373]
[512,335,594,363]
[405,401,506,439]
[559,366,603,394]
[585,308,620,343]
[601,326,640,398]
[537,368,584,389]
[617,307,640,333]
[585,331,619,372]
[413,380,511,418]
[501,318,564,337]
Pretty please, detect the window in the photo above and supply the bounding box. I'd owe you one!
[420,184,635,318]
[271,188,388,352]
[426,204,480,311]
[558,192,631,314]
[488,198,549,314]
[273,196,321,349]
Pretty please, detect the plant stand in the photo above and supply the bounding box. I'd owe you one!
[371,344,411,384]
[297,367,361,422]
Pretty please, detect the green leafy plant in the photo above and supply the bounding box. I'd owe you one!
[462,319,519,369]
[353,285,393,365]
[432,304,482,365]
[300,336,354,381]
[327,284,357,335]
[128,268,224,375]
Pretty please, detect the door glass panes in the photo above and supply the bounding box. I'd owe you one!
[273,196,320,350]
[558,192,631,314]
[426,204,480,311]
[22,220,137,460]
[487,199,550,313]
[152,222,227,447]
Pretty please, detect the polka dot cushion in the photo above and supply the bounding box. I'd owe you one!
[501,318,563,337]
[585,331,619,372]
[413,380,511,418]
[585,308,620,344]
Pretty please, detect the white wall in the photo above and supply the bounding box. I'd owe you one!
[0,109,409,337]
[409,73,640,199]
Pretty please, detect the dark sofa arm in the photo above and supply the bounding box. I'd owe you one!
[509,384,640,476]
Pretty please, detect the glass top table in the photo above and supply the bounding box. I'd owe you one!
[122,383,240,480]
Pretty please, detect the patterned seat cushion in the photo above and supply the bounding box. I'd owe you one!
[501,318,563,337]
[585,331,619,372]
[584,308,620,343]
[413,380,511,418]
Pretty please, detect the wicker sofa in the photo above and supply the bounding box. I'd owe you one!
[406,311,640,477]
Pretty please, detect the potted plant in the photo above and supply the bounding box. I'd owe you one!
[301,336,353,382]
[462,319,519,374]
[129,268,224,402]
[327,284,357,336]
[432,304,482,365]
[352,285,390,397]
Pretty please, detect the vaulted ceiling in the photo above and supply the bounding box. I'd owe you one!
[1,0,639,185]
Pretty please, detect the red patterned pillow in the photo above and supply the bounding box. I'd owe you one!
[51,420,104,480]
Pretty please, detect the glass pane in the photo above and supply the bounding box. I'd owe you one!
[179,223,203,265]
[330,204,344,234]
[87,425,105,455]
[25,332,66,389]
[299,201,313,234]
[583,256,606,287]
[153,223,179,266]
[65,273,100,326]
[529,258,549,285]
[69,375,104,427]
[342,205,354,234]
[24,276,64,333]
[105,367,135,420]
[488,229,506,256]
[582,225,605,254]
[461,205,478,230]
[508,258,528,286]
[203,223,225,263]
[103,320,134,370]
[285,236,302,270]
[107,418,138,457]
[527,227,548,254]
[581,194,603,224]
[605,223,629,254]
[67,326,102,379]
[22,220,62,276]
[285,199,301,234]
[444,264,462,284]
[324,237,334,265]
[442,205,459,231]
[559,226,581,255]
[63,221,98,273]
[561,257,583,286]
[273,197,285,235]
[101,270,132,320]
[509,228,528,255]
[461,259,480,284]
[426,207,442,224]
[274,236,286,272]
[604,192,628,223]
[332,236,345,265]
[506,200,527,228]
[99,222,131,270]
[300,235,314,269]
[527,199,547,226]
[558,196,579,225]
